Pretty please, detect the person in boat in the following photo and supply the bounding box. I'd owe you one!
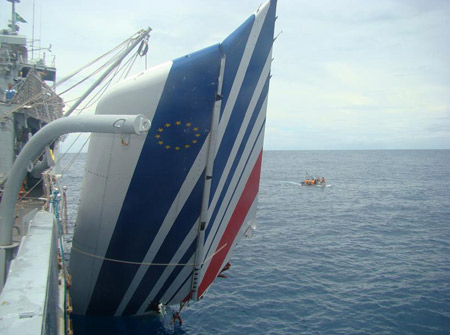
[322,177,326,184]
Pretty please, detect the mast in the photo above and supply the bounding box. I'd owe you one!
[63,27,152,117]
[8,0,19,34]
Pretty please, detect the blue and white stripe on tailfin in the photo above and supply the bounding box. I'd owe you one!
[69,0,277,316]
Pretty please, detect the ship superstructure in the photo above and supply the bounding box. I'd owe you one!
[0,1,67,333]
[0,0,62,189]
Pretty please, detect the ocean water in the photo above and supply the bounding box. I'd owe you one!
[59,150,450,334]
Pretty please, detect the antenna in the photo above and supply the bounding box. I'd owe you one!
[39,0,42,60]
[32,0,35,60]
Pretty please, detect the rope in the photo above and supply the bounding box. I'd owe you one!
[60,37,142,116]
[18,178,43,201]
[44,39,141,175]
[57,51,123,96]
[72,60,123,112]
[14,131,88,199]
[55,32,137,88]
[58,135,91,177]
[122,52,139,80]
[56,30,144,96]
[70,243,228,267]
[43,49,134,183]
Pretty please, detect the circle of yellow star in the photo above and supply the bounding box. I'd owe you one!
[153,122,203,150]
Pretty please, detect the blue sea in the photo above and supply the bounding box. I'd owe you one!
[59,150,450,334]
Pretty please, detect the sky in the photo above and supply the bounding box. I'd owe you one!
[2,0,450,150]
